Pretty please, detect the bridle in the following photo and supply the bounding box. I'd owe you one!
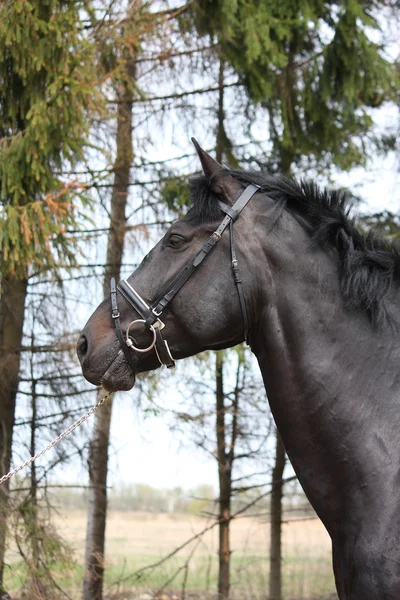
[110,183,260,371]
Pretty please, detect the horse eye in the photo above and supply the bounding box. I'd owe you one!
[168,234,185,248]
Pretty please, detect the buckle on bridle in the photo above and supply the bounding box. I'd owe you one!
[112,310,120,319]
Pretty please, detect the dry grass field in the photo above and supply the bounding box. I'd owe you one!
[6,511,337,600]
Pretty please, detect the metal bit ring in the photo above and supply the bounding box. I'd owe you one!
[125,319,157,353]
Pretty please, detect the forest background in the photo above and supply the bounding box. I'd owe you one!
[0,1,399,599]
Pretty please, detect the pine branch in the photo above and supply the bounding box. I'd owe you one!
[108,81,240,104]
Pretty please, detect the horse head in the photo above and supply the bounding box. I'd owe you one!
[77,141,266,391]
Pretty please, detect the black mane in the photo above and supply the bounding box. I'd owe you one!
[187,169,400,325]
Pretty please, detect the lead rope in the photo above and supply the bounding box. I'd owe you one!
[0,391,111,486]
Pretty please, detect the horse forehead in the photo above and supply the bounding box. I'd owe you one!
[169,219,191,233]
[169,219,214,237]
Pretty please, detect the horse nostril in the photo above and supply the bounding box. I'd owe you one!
[77,334,88,360]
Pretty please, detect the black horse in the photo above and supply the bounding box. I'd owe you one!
[78,141,400,600]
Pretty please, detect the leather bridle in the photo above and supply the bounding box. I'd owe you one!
[110,183,260,371]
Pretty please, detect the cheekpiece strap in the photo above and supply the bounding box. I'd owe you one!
[110,278,137,371]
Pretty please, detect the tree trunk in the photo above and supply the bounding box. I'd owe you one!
[216,351,231,600]
[215,57,232,600]
[0,276,28,593]
[83,73,133,600]
[83,393,114,600]
[29,349,39,574]
[216,56,225,163]
[268,431,286,600]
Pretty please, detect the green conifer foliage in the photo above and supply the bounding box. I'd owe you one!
[0,0,99,278]
[190,0,399,172]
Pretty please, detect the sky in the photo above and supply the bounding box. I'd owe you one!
[333,105,399,215]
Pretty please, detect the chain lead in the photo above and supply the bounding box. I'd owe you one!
[0,391,111,486]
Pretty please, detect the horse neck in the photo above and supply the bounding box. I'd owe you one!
[249,212,400,535]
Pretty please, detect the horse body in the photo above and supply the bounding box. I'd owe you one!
[250,201,400,598]
[78,143,400,599]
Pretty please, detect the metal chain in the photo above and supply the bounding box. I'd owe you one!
[0,391,111,486]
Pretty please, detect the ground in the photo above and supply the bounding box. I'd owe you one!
[5,511,337,599]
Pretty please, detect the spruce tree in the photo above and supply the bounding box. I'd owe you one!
[190,0,399,173]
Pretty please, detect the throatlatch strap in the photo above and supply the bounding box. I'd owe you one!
[229,220,249,342]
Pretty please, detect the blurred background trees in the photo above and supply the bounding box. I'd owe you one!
[0,0,399,598]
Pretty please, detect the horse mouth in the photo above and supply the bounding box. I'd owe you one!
[100,351,136,392]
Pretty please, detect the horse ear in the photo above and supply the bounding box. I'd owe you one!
[191,137,242,205]
[191,138,221,177]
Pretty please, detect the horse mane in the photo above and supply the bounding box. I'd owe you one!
[187,169,400,325]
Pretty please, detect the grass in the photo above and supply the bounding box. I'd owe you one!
[5,511,337,599]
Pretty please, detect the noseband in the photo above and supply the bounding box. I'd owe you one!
[110,183,260,371]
